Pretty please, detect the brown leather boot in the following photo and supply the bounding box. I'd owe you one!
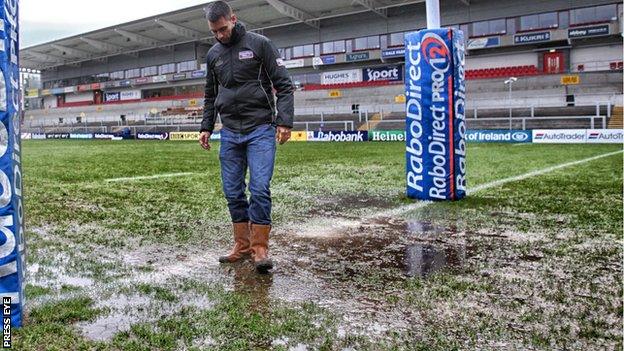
[250,223,273,273]
[218,222,251,263]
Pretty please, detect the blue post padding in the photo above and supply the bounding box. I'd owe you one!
[0,0,25,329]
[404,28,466,201]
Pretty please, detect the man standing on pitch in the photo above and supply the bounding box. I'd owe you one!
[199,1,294,273]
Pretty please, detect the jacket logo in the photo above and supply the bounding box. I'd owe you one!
[239,50,254,60]
[215,58,224,66]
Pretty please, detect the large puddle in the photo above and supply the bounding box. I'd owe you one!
[31,211,476,342]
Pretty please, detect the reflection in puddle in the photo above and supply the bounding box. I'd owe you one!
[286,216,467,282]
[76,294,152,341]
[231,263,274,315]
[404,243,465,278]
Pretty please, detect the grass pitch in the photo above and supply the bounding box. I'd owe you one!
[15,140,623,350]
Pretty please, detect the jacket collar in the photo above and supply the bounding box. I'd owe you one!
[217,22,246,47]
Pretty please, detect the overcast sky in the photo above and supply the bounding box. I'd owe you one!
[21,0,212,48]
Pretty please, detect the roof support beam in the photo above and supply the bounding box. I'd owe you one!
[114,28,162,47]
[27,51,65,64]
[79,37,124,53]
[265,0,319,29]
[352,0,387,18]
[154,19,205,39]
[50,44,92,58]
[121,51,140,58]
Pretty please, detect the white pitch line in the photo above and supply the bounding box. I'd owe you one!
[373,149,623,219]
[105,172,196,183]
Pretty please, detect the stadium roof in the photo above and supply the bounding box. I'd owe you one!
[20,0,426,70]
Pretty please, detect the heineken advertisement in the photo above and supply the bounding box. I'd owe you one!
[369,130,406,141]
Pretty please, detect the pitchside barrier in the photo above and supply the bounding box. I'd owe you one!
[21,129,622,144]
[0,0,25,332]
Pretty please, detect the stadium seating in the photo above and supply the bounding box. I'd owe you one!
[465,65,539,80]
[58,101,94,108]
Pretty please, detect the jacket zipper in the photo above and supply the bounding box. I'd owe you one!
[229,47,243,133]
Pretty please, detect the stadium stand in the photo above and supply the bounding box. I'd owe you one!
[19,1,624,134]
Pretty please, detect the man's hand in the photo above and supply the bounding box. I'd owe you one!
[199,131,212,150]
[276,126,291,145]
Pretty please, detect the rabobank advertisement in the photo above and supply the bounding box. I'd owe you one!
[404,28,466,201]
[0,0,25,329]
[307,131,368,142]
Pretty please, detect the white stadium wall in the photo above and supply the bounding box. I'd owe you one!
[570,44,624,72]
[43,95,57,109]
[64,92,94,103]
[466,52,538,70]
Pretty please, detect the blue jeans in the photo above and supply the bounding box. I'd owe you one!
[219,124,276,225]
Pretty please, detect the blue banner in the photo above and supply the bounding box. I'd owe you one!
[104,92,120,102]
[363,65,403,82]
[466,130,531,143]
[467,36,500,50]
[171,73,187,81]
[320,55,336,64]
[345,52,370,62]
[136,132,169,140]
[0,0,25,330]
[191,70,206,78]
[405,28,466,201]
[514,31,551,44]
[382,48,405,59]
[46,133,70,139]
[568,25,609,38]
[69,133,94,139]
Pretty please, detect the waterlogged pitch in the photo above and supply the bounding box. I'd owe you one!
[13,140,623,350]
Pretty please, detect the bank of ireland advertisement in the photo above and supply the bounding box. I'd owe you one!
[465,130,532,143]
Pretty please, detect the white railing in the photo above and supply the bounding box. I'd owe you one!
[372,115,607,130]
[293,120,354,131]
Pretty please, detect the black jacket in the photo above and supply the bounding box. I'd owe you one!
[201,22,295,134]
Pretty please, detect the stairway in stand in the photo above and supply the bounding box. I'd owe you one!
[607,106,623,129]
